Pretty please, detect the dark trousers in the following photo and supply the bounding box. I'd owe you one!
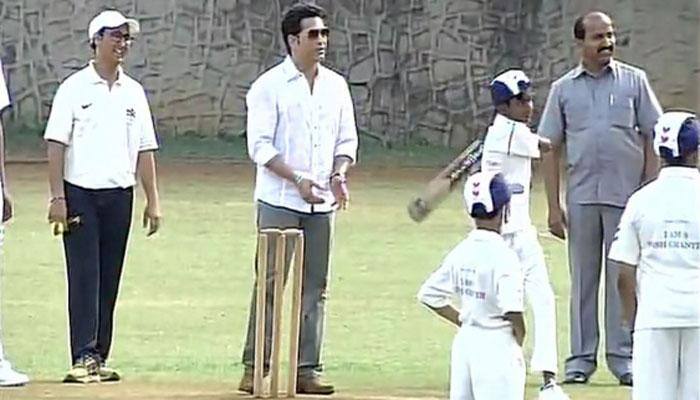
[63,181,133,364]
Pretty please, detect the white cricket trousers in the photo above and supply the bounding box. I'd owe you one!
[450,325,525,400]
[502,226,558,373]
[633,327,700,400]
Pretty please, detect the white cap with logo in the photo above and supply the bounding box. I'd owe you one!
[463,171,511,217]
[653,111,699,159]
[88,10,140,43]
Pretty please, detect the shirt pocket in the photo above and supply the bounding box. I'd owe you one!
[610,95,635,128]
[563,95,591,132]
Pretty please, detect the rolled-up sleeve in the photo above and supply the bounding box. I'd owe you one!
[608,197,641,266]
[43,84,73,145]
[417,262,455,309]
[635,72,662,138]
[246,80,279,166]
[335,82,358,163]
[537,81,565,146]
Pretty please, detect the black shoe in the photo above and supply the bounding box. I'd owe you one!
[562,372,589,385]
[619,373,633,387]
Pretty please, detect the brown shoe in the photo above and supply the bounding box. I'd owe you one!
[238,369,269,394]
[237,370,254,394]
[297,375,335,395]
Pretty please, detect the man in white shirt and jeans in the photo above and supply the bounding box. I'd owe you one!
[609,111,700,400]
[239,3,358,395]
[418,171,525,400]
[44,10,161,384]
[0,56,30,387]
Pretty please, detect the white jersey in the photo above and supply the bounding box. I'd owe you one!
[418,229,524,329]
[609,167,700,330]
[481,114,540,234]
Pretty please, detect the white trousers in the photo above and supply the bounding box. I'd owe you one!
[502,226,558,373]
[450,325,525,400]
[633,328,700,400]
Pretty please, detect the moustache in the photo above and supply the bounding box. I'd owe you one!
[598,45,614,53]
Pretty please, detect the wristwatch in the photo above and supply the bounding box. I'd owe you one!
[330,172,346,182]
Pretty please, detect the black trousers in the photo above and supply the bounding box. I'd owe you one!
[63,181,133,364]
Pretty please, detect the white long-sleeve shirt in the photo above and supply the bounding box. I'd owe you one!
[481,114,540,234]
[246,56,358,213]
[418,229,524,329]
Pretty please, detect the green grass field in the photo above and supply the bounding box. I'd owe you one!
[0,162,632,399]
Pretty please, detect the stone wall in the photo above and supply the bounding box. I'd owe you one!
[0,0,697,147]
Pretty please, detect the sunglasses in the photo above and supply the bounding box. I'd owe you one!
[297,28,330,40]
[102,29,133,43]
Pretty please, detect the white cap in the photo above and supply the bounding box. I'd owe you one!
[463,171,511,217]
[653,111,699,158]
[490,69,531,105]
[88,10,140,43]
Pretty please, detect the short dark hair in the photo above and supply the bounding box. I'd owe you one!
[89,27,109,51]
[663,157,692,167]
[281,3,327,55]
[573,15,586,40]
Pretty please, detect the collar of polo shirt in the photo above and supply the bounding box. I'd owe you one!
[573,58,619,79]
[87,60,125,85]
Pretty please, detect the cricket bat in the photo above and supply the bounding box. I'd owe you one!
[407,138,484,222]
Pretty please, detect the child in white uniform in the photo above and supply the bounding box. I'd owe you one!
[482,69,568,399]
[610,111,700,400]
[418,171,526,400]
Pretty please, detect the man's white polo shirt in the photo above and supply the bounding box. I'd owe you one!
[609,167,700,330]
[418,229,524,329]
[44,61,158,189]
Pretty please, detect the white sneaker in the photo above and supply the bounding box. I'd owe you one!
[0,362,29,386]
[538,381,570,400]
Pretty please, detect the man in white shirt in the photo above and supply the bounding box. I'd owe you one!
[44,10,161,384]
[482,70,568,400]
[239,3,358,395]
[0,57,30,387]
[609,111,700,400]
[418,171,525,400]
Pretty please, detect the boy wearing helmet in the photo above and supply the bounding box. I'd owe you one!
[418,171,526,400]
[610,111,700,400]
[483,69,568,399]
